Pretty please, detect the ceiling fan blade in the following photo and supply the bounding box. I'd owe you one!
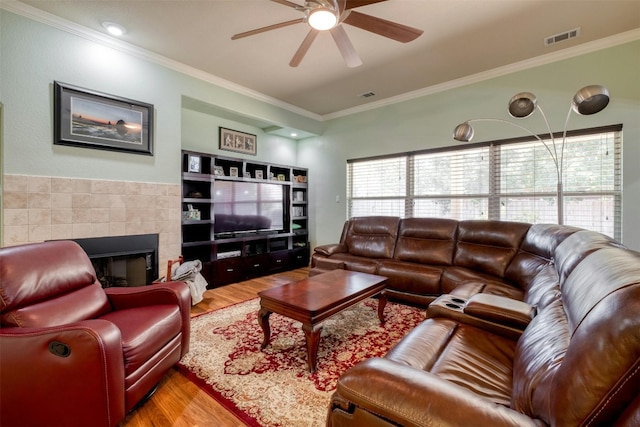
[290,29,319,67]
[232,18,305,40]
[270,0,304,8]
[330,25,362,68]
[343,10,423,42]
[344,0,387,10]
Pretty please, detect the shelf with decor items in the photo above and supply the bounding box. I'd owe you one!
[291,167,309,256]
[181,150,310,287]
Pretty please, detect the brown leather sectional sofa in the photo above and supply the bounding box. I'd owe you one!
[312,216,640,426]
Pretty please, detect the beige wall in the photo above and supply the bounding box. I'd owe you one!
[2,174,181,275]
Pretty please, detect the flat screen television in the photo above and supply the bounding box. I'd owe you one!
[213,180,286,237]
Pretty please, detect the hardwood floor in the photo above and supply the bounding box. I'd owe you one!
[119,267,310,427]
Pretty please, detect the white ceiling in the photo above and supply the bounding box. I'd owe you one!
[7,0,640,120]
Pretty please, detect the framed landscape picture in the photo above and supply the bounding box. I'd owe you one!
[54,81,154,155]
[219,127,256,156]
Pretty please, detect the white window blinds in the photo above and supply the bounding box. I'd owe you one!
[347,157,407,217]
[412,147,490,220]
[347,125,622,240]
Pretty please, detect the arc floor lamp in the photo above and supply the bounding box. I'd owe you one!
[452,85,610,225]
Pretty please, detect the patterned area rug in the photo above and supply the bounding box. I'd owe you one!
[177,297,425,427]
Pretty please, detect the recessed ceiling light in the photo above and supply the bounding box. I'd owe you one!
[291,133,298,137]
[102,21,126,37]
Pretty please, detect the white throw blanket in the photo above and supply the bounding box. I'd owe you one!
[164,260,208,305]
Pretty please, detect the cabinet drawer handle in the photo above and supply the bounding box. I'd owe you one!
[276,259,282,263]
[254,263,260,267]
[226,268,234,272]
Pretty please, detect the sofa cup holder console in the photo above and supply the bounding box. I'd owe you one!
[444,296,467,310]
[433,295,467,310]
[443,297,466,310]
[428,293,536,338]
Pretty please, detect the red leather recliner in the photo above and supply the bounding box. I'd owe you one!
[0,240,191,427]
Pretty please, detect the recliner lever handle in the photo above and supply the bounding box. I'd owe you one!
[49,341,71,358]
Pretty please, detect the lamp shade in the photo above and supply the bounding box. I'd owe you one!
[453,122,474,142]
[572,85,610,115]
[508,92,537,118]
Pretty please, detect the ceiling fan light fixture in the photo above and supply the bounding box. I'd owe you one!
[308,7,338,30]
[232,0,424,67]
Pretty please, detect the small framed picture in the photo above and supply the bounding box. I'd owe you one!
[277,174,286,181]
[230,167,239,177]
[255,170,264,179]
[219,127,257,156]
[187,155,201,173]
[213,165,225,177]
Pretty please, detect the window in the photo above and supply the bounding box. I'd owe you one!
[412,147,490,220]
[347,156,407,217]
[346,125,622,240]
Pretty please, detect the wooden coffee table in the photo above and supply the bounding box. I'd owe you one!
[257,270,388,372]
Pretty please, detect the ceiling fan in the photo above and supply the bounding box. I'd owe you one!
[231,0,423,68]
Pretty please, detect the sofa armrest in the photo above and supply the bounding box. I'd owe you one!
[330,358,540,427]
[427,294,527,340]
[464,293,535,329]
[314,257,345,270]
[0,321,126,427]
[105,280,190,308]
[314,243,348,256]
[105,281,191,356]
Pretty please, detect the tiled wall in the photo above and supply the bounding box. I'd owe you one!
[2,174,182,275]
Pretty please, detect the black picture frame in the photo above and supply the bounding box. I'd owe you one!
[219,127,257,156]
[54,81,154,156]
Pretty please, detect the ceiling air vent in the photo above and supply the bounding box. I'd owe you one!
[545,27,580,46]
[359,91,376,99]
